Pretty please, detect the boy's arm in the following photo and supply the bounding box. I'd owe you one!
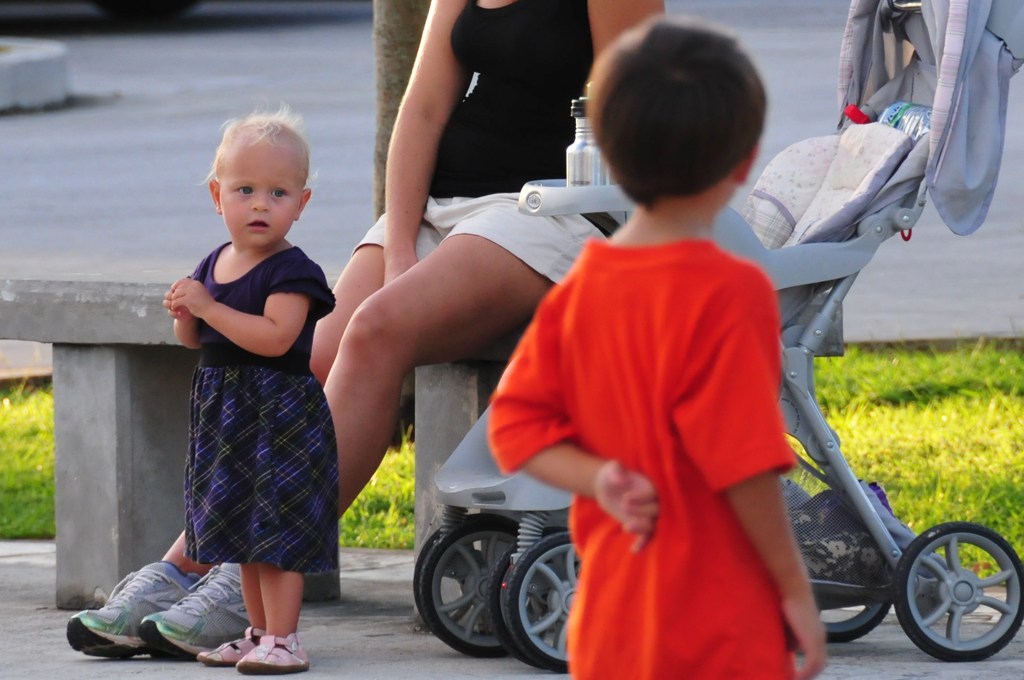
[520,443,603,497]
[523,444,659,550]
[488,289,656,544]
[724,473,826,680]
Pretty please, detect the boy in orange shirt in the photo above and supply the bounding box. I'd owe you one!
[488,16,826,680]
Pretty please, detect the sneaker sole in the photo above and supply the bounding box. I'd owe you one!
[66,617,146,659]
[138,619,200,659]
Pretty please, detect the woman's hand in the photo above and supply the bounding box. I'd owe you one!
[383,241,420,285]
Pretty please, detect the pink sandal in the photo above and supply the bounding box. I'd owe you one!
[236,633,309,675]
[196,626,265,667]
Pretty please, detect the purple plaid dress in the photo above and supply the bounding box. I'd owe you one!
[183,244,339,573]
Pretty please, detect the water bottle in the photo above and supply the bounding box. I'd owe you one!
[565,98,611,186]
[878,101,931,141]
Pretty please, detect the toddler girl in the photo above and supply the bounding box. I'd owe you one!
[163,106,338,675]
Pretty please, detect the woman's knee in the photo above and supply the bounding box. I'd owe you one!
[311,246,386,383]
[311,311,346,383]
[340,296,415,373]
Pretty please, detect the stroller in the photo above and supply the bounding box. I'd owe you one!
[413,0,1024,671]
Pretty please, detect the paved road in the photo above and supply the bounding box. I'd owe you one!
[1,0,1023,345]
[0,0,377,283]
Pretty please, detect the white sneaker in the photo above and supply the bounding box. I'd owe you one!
[66,562,192,658]
[139,563,248,657]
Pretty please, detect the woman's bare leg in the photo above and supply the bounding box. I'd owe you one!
[324,235,552,513]
[160,531,213,576]
[310,246,385,385]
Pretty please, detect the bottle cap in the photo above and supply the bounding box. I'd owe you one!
[843,104,870,124]
[570,98,586,118]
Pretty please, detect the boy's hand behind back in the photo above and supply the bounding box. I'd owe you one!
[595,461,659,552]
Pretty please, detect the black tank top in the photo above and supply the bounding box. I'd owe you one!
[430,0,593,198]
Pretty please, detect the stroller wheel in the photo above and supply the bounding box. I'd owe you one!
[413,513,518,657]
[412,529,445,626]
[894,522,1024,661]
[500,530,578,673]
[486,545,517,653]
[823,602,891,642]
[488,545,555,669]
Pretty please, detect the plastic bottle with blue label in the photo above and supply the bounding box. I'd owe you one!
[879,101,931,141]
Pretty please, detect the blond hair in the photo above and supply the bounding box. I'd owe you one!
[207,105,312,185]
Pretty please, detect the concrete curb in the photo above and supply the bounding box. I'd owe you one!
[0,37,68,112]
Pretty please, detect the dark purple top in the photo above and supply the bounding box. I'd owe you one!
[189,243,335,374]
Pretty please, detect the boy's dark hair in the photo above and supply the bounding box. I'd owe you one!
[589,16,767,206]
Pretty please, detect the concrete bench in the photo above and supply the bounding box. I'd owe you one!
[0,279,335,607]
[0,277,506,609]
[412,336,518,543]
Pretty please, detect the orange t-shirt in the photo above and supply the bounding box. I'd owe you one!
[489,238,797,679]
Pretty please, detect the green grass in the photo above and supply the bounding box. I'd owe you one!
[0,381,55,539]
[340,434,415,549]
[812,341,1024,543]
[0,379,417,547]
[2,340,1023,552]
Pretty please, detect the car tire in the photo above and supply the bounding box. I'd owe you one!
[91,0,201,19]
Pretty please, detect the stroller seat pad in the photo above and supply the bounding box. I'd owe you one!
[744,122,915,249]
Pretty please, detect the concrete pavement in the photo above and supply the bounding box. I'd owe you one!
[4,540,1024,679]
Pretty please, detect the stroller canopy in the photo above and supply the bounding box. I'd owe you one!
[837,0,1023,235]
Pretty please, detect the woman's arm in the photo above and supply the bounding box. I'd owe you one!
[587,0,664,56]
[381,0,472,284]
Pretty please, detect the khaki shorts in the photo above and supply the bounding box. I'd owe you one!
[355,193,604,283]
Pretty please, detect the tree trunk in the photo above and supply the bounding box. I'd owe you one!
[373,0,430,219]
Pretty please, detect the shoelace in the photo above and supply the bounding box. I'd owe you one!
[104,568,170,608]
[176,566,243,616]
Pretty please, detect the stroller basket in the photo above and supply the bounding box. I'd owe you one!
[785,476,890,590]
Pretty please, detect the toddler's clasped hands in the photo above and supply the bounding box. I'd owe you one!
[164,277,213,321]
